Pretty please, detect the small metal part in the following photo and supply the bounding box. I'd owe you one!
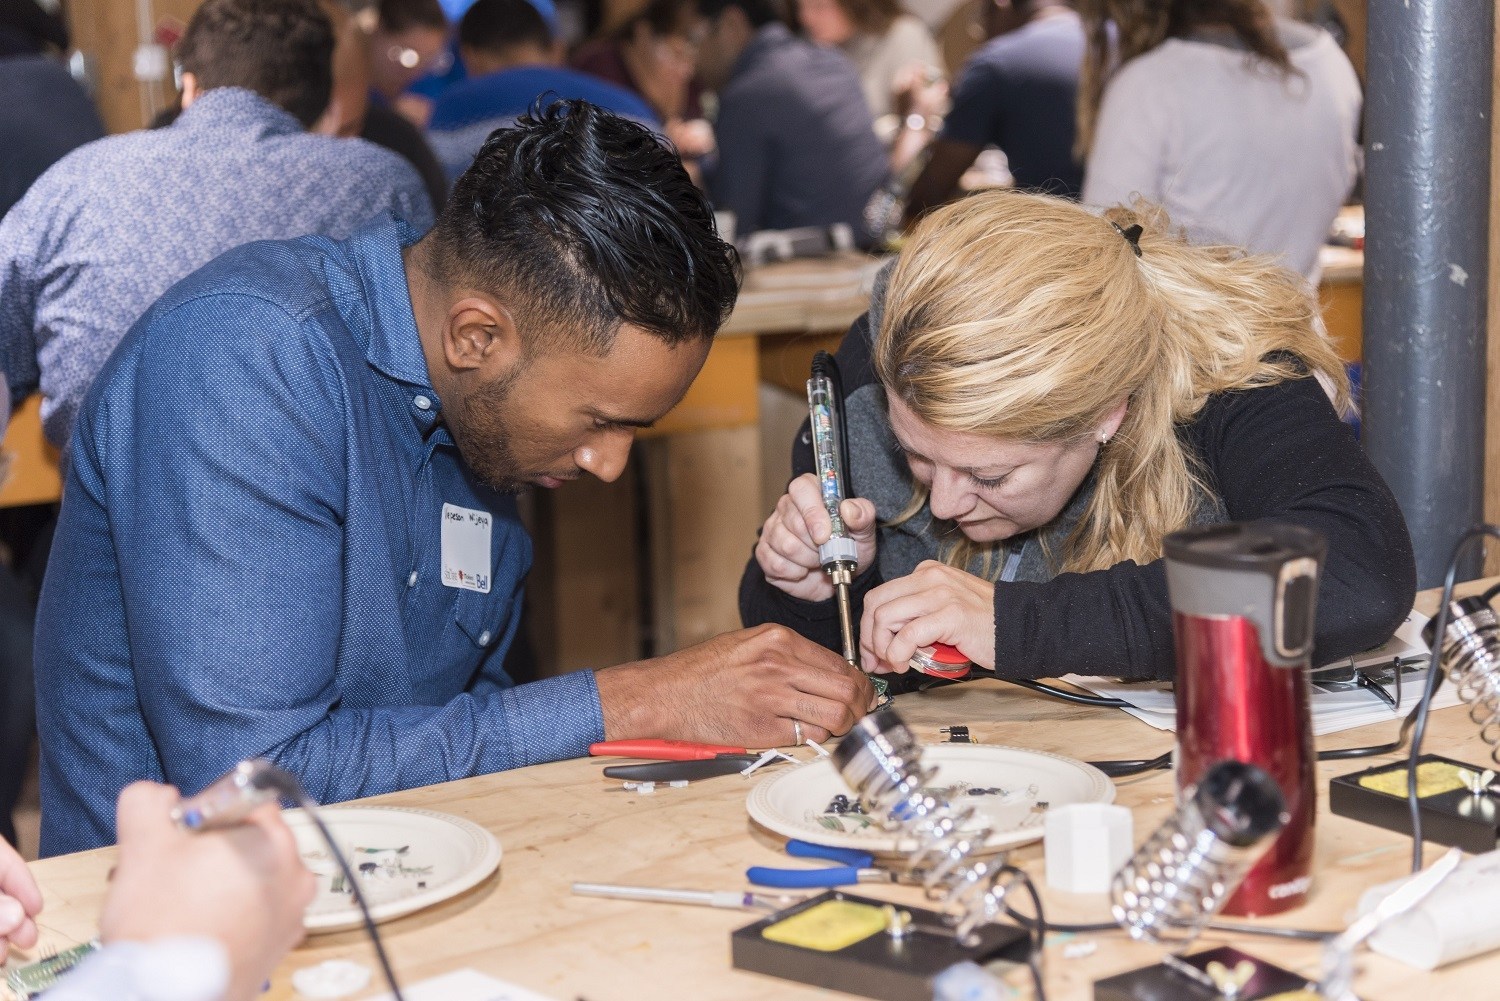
[939,725,971,744]
[883,904,912,940]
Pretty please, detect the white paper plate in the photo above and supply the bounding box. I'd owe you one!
[287,806,501,932]
[746,743,1114,855]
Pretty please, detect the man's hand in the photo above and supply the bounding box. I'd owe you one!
[860,560,996,674]
[597,624,875,746]
[0,835,41,960]
[101,782,316,1001]
[756,473,879,602]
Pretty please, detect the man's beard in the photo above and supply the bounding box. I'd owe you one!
[448,369,527,495]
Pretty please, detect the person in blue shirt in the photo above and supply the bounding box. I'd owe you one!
[34,100,872,856]
[903,0,1085,224]
[427,0,659,183]
[696,0,889,242]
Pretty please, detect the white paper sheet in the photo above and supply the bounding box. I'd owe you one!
[1060,610,1459,735]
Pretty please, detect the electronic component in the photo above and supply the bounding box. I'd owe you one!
[5,941,100,999]
[938,725,970,743]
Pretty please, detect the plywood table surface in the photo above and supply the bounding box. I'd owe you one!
[23,582,1500,1000]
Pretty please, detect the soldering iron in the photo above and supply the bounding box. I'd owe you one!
[807,351,859,666]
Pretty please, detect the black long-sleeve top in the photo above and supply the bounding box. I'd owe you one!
[738,311,1417,681]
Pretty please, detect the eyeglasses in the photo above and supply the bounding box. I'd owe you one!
[1311,655,1426,711]
[386,44,453,75]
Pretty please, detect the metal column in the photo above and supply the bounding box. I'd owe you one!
[1363,0,1494,587]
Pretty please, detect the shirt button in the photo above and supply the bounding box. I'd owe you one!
[413,395,433,411]
[478,630,492,645]
[407,571,418,587]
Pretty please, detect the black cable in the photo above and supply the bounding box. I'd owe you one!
[1088,751,1173,777]
[1003,678,1129,708]
[257,771,406,1001]
[1404,525,1500,872]
[997,865,1047,1001]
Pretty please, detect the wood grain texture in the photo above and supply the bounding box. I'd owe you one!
[0,396,60,508]
[23,581,1500,1000]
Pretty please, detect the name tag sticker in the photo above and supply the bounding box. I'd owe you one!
[440,503,492,593]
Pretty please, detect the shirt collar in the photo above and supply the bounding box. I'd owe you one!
[173,87,304,138]
[346,214,432,384]
[733,22,793,79]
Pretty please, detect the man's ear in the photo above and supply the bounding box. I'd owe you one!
[442,296,525,380]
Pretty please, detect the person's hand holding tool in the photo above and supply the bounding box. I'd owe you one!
[756,472,878,603]
[596,624,875,747]
[0,835,42,961]
[101,782,316,1001]
[859,560,996,674]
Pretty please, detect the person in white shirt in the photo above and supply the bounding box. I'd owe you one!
[1076,0,1360,281]
[0,782,313,1001]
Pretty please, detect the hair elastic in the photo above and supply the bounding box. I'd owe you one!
[1111,221,1144,257]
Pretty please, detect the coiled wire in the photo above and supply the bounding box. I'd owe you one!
[1109,759,1286,947]
[832,710,1020,945]
[1430,597,1500,762]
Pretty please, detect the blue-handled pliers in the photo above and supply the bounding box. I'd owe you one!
[746,839,898,888]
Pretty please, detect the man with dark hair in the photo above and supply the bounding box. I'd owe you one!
[427,0,658,181]
[0,0,103,219]
[369,0,451,110]
[903,0,1084,222]
[695,0,889,241]
[0,0,432,450]
[34,102,872,855]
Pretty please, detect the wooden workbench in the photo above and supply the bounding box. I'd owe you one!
[21,583,1495,1000]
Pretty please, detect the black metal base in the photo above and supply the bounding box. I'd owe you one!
[1330,753,1500,853]
[731,890,1030,1001]
[1093,946,1309,1001]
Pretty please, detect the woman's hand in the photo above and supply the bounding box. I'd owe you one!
[860,560,995,673]
[755,472,878,602]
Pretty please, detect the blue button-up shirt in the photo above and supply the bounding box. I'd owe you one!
[0,87,434,448]
[35,216,606,855]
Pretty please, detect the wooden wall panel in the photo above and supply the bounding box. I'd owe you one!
[65,0,203,134]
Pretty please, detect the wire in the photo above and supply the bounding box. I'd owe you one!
[257,770,406,1001]
[1088,751,1172,777]
[1003,678,1129,707]
[997,865,1048,1001]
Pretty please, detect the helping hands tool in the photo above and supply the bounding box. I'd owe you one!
[747,839,898,889]
[808,351,860,667]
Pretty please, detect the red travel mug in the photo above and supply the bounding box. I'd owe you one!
[1163,522,1324,916]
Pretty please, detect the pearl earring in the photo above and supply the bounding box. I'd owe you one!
[1098,434,1110,445]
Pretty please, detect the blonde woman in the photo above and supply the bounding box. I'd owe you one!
[741,190,1414,680]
